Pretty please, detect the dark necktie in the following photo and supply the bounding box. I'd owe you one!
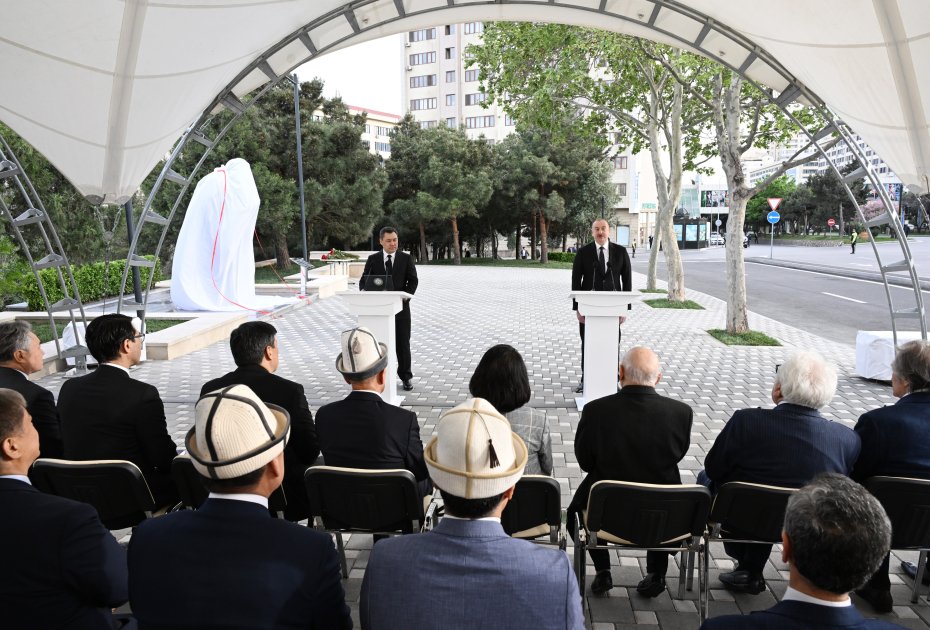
[598,246,606,274]
[386,254,393,276]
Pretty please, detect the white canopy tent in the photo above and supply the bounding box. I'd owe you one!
[1,0,929,204]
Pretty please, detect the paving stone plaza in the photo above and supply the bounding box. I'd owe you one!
[38,264,930,628]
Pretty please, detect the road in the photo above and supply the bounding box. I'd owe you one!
[631,242,930,346]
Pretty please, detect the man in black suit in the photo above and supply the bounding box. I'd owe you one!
[58,313,179,509]
[701,474,899,630]
[700,350,861,595]
[568,346,693,598]
[0,388,128,629]
[201,321,320,521]
[852,340,930,612]
[360,226,418,391]
[571,218,631,393]
[0,321,62,457]
[316,327,430,497]
[129,384,352,629]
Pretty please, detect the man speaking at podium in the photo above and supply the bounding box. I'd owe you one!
[361,226,419,391]
[571,218,631,393]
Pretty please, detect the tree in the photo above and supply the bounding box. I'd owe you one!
[746,176,796,227]
[384,115,432,260]
[469,24,717,299]
[806,162,868,236]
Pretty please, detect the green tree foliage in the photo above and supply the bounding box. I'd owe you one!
[746,176,796,225]
[0,234,29,307]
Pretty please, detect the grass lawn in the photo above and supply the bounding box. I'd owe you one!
[31,318,187,343]
[707,329,781,346]
[643,298,704,310]
[427,257,574,270]
[254,261,325,284]
[640,289,668,294]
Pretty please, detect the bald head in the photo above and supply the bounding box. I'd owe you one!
[619,346,661,387]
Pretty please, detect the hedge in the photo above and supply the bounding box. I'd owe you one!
[23,256,162,311]
[546,252,576,263]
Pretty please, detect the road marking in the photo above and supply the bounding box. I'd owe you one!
[745,262,930,294]
[822,292,866,303]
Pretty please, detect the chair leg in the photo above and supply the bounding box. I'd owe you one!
[678,547,687,599]
[686,544,695,591]
[335,532,348,579]
[700,537,709,622]
[913,549,928,604]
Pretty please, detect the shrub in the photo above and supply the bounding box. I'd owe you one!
[547,251,576,263]
[22,256,162,311]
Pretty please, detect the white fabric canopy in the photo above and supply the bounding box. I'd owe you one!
[170,158,294,312]
[1,0,928,203]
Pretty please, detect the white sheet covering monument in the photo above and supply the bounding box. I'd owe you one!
[170,158,295,312]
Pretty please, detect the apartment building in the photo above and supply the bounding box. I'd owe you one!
[310,104,400,159]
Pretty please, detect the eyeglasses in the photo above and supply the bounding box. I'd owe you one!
[132,333,146,341]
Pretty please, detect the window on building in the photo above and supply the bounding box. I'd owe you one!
[374,142,391,153]
[445,70,455,83]
[465,115,495,129]
[444,24,455,35]
[445,117,457,127]
[504,114,515,126]
[464,69,478,82]
[445,47,455,60]
[464,22,484,34]
[616,183,627,196]
[376,126,392,136]
[612,156,628,169]
[365,124,371,134]
[362,140,370,148]
[409,74,437,88]
[445,94,456,106]
[409,28,436,42]
[419,120,438,129]
[465,92,487,106]
[409,52,436,65]
[410,98,437,111]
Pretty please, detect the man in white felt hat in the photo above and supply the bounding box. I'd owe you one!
[316,327,431,497]
[360,398,584,630]
[128,384,351,629]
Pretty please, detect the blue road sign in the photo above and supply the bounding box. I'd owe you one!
[767,210,780,224]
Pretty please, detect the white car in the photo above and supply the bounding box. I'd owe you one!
[709,232,725,246]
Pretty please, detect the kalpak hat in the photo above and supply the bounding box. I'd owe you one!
[187,384,290,479]
[336,327,388,380]
[424,398,528,499]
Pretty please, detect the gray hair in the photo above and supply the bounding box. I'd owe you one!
[0,321,33,363]
[892,340,930,392]
[775,350,836,409]
[784,473,891,594]
[620,346,660,385]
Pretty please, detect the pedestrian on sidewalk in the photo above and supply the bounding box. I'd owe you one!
[850,230,858,254]
[631,240,637,258]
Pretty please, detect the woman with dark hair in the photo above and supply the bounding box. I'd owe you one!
[469,344,553,476]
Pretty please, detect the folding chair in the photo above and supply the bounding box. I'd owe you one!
[864,476,930,604]
[575,481,711,617]
[704,482,797,616]
[30,458,156,529]
[501,475,566,549]
[304,465,435,578]
[170,454,288,518]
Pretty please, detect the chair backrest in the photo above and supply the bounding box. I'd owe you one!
[30,458,155,529]
[304,465,422,533]
[864,476,930,549]
[171,455,288,516]
[501,475,561,536]
[708,481,797,543]
[586,481,711,547]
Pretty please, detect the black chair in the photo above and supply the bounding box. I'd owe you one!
[864,476,930,604]
[704,482,797,615]
[575,481,711,617]
[304,465,435,578]
[170,454,288,518]
[501,475,565,549]
[30,458,156,530]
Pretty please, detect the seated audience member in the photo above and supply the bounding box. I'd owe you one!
[700,350,860,595]
[0,388,128,629]
[360,398,584,630]
[316,327,430,496]
[129,385,351,629]
[568,346,693,597]
[469,343,553,475]
[701,474,900,629]
[0,321,63,456]
[201,321,320,520]
[852,340,930,613]
[58,313,179,509]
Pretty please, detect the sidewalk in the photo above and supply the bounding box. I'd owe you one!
[37,264,927,629]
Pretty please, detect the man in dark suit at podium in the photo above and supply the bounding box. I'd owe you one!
[361,226,419,391]
[571,218,631,393]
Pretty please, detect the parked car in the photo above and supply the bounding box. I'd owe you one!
[709,232,725,246]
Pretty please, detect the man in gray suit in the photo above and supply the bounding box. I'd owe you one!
[360,398,584,630]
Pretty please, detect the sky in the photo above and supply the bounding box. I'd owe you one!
[295,35,403,115]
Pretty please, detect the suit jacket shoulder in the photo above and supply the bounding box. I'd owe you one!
[700,600,902,629]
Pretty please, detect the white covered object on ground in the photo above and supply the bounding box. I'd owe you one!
[855,330,924,380]
[170,158,295,312]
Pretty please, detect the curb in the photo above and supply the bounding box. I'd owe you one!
[745,257,930,291]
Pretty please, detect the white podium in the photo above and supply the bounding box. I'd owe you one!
[339,290,414,405]
[570,291,643,409]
